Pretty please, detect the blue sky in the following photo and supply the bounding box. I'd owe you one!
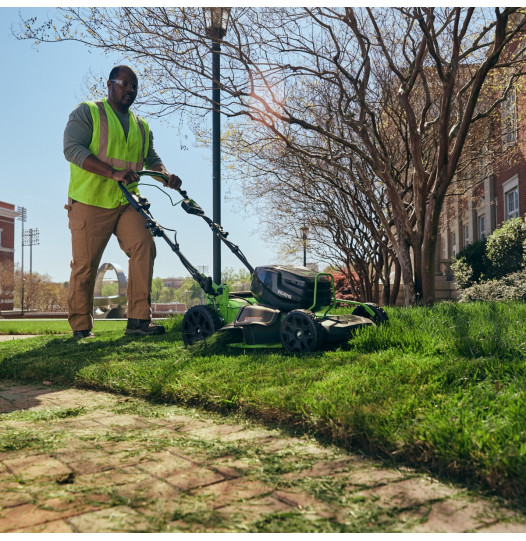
[1,7,285,283]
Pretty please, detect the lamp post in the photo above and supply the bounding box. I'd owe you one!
[16,206,27,315]
[300,225,309,267]
[203,7,231,285]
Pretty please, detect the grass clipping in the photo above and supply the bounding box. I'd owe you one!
[187,329,242,356]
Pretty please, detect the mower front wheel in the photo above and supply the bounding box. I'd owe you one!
[182,305,222,346]
[352,303,389,325]
[280,309,324,353]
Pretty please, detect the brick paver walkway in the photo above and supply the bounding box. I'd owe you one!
[0,380,525,533]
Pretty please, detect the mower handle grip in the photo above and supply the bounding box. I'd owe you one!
[137,170,188,199]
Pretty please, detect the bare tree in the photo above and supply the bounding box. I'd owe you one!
[0,261,15,314]
[18,7,526,304]
[12,270,68,312]
[223,126,400,304]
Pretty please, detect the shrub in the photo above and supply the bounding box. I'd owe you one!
[332,271,358,300]
[485,216,526,278]
[452,217,526,288]
[459,269,526,302]
[451,238,490,289]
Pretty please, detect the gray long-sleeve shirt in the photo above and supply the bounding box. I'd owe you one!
[63,102,163,170]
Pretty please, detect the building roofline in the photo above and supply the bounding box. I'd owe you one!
[0,207,21,220]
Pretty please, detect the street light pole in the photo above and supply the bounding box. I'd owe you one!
[16,206,27,316]
[203,7,231,286]
[300,225,309,267]
[212,39,222,285]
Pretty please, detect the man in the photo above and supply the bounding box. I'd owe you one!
[63,65,181,338]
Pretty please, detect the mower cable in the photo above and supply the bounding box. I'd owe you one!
[139,182,184,208]
[124,182,178,233]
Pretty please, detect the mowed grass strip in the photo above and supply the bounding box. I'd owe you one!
[0,303,524,504]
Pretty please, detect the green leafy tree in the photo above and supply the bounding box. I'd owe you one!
[101,282,119,296]
[158,287,176,303]
[150,277,165,303]
[221,267,251,292]
[173,277,204,307]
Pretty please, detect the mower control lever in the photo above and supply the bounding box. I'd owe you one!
[181,199,204,216]
[131,193,151,211]
[134,170,254,275]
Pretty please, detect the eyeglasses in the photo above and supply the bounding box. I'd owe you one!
[109,79,138,92]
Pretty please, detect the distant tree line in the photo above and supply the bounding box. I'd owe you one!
[0,262,253,314]
[0,263,69,314]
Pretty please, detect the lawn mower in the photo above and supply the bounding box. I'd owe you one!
[118,170,388,353]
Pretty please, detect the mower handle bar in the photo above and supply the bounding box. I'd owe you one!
[117,180,215,295]
[131,170,254,275]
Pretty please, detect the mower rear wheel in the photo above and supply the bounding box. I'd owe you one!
[182,305,222,346]
[352,303,389,325]
[280,309,323,353]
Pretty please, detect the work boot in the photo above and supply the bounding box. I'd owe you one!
[73,330,95,339]
[125,318,165,336]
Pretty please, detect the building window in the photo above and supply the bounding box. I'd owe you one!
[506,188,519,220]
[502,175,520,222]
[502,88,518,146]
[451,231,457,258]
[464,224,469,247]
[479,215,486,240]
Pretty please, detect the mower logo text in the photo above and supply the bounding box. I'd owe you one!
[277,289,292,299]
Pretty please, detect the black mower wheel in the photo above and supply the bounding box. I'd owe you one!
[182,305,222,346]
[280,309,323,353]
[352,303,389,325]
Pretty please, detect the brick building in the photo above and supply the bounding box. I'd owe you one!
[0,201,20,311]
[438,63,526,280]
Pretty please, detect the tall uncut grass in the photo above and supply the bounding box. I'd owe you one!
[0,303,524,504]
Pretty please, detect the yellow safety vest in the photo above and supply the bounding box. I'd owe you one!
[68,99,150,208]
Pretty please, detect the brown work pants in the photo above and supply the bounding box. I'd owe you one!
[66,200,156,331]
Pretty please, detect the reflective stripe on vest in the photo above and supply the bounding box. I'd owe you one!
[67,99,150,209]
[95,101,147,171]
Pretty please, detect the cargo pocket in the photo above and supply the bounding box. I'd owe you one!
[68,205,89,264]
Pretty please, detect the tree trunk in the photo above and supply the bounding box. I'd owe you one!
[381,251,390,305]
[390,259,401,306]
[398,239,417,306]
[421,245,437,305]
[412,242,424,304]
[421,190,444,305]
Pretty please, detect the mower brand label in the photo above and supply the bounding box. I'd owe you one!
[277,289,293,299]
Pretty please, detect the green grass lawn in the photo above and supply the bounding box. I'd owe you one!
[0,319,126,335]
[0,302,525,506]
